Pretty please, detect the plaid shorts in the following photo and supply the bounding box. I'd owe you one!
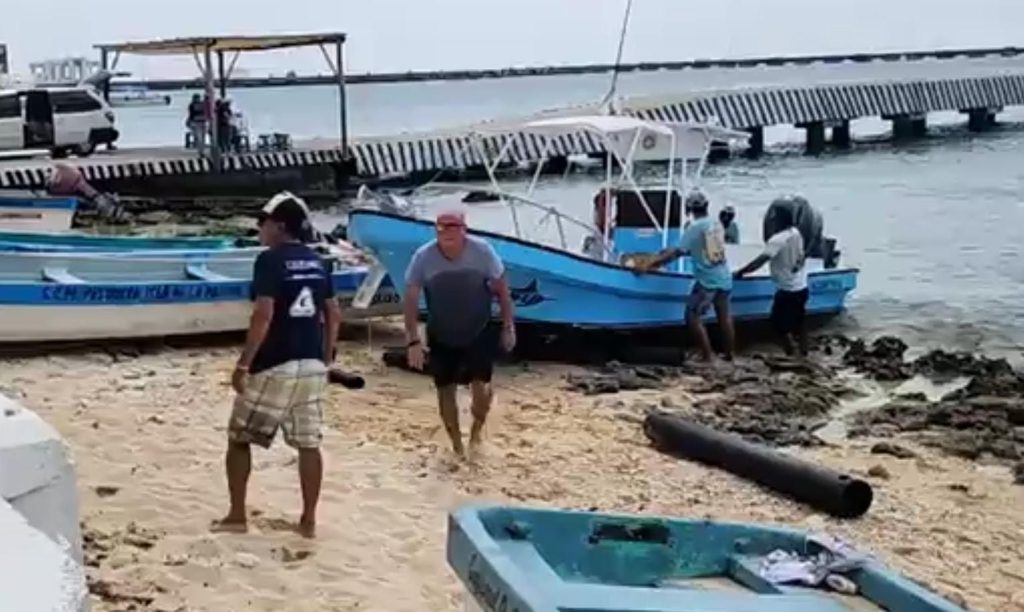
[228,359,327,449]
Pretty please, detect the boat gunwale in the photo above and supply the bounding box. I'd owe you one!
[348,208,862,279]
[448,504,967,612]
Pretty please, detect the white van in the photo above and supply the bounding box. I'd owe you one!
[0,87,119,158]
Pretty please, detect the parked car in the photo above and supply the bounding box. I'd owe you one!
[0,86,119,158]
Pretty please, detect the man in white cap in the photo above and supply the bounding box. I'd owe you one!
[215,191,341,538]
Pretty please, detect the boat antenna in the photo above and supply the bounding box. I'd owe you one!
[599,0,635,115]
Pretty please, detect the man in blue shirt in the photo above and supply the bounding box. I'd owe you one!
[215,192,341,539]
[634,192,736,361]
[404,210,516,458]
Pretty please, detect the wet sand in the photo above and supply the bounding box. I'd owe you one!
[3,325,1024,611]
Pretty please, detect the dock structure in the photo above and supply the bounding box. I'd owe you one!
[2,53,1024,187]
[0,145,348,189]
[346,72,1024,176]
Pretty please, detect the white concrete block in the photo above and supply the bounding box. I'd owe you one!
[0,394,83,563]
[0,499,89,612]
[0,394,89,611]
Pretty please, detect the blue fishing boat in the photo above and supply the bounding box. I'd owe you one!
[348,116,858,330]
[0,191,78,233]
[0,230,239,253]
[448,504,966,612]
[0,247,399,343]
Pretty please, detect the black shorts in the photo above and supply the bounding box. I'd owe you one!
[428,323,500,388]
[771,288,809,336]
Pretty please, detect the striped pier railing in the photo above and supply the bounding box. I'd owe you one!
[349,72,1024,176]
[0,148,347,189]
[3,73,1024,188]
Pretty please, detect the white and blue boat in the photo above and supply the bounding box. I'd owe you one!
[0,230,239,253]
[0,247,399,343]
[448,504,966,611]
[348,116,858,331]
[0,191,78,233]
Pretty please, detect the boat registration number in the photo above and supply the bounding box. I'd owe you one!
[351,261,388,310]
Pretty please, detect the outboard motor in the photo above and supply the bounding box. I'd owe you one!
[47,162,126,224]
[762,194,831,261]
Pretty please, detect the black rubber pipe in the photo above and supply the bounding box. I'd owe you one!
[644,411,873,519]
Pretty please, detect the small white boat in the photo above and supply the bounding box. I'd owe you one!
[0,191,78,232]
[108,86,172,108]
[0,247,400,343]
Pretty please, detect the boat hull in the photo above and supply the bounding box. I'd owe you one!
[0,230,238,253]
[0,249,400,343]
[348,210,858,329]
[448,504,966,612]
[0,195,78,233]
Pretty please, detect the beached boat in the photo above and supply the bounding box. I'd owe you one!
[448,504,966,611]
[0,191,78,233]
[0,230,238,252]
[0,247,399,343]
[348,116,858,330]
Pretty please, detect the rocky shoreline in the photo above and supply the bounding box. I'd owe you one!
[564,334,1024,483]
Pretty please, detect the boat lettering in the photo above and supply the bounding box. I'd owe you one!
[371,290,400,305]
[810,278,842,292]
[466,554,520,612]
[41,283,246,303]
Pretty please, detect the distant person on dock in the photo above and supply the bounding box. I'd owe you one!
[186,94,206,156]
[633,191,735,362]
[734,205,809,357]
[216,99,233,152]
[403,210,516,458]
[720,205,739,244]
[216,193,341,539]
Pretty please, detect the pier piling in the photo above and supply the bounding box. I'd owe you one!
[886,113,928,140]
[830,120,852,149]
[743,127,764,158]
[799,122,827,155]
[963,107,1000,132]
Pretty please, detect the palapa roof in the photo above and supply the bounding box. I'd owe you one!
[94,32,346,56]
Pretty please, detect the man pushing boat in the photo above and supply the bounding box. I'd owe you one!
[633,192,736,362]
[403,210,516,458]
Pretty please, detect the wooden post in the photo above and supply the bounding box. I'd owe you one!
[217,50,227,99]
[336,38,348,158]
[204,44,220,171]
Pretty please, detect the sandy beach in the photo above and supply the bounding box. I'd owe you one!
[3,324,1024,612]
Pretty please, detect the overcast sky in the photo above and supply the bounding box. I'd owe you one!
[3,0,1023,78]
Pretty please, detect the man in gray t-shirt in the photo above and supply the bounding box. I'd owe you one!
[403,210,516,457]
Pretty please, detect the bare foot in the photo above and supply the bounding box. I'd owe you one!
[296,518,316,539]
[210,515,248,534]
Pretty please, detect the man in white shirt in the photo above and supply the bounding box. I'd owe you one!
[733,206,809,356]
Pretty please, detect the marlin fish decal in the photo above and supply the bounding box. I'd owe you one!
[509,280,552,308]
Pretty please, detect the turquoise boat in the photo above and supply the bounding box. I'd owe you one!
[0,230,240,253]
[448,505,965,612]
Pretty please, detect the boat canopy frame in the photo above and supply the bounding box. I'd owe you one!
[93,33,349,169]
[464,115,750,269]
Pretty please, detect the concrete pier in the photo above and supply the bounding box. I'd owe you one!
[800,122,827,155]
[0,395,89,611]
[962,107,1001,131]
[830,120,852,149]
[886,113,928,140]
[744,127,765,158]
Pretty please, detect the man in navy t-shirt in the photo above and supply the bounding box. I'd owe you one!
[215,192,341,539]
